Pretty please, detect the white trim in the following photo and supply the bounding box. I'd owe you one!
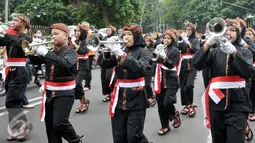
[6,62,26,66]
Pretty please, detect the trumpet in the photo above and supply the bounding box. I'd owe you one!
[206,17,229,44]
[22,40,54,56]
[177,36,183,43]
[200,34,207,42]
[206,18,227,38]
[86,34,127,52]
[151,43,167,62]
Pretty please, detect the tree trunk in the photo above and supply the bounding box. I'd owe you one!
[101,4,109,27]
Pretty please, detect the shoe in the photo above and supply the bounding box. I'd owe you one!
[23,104,34,109]
[16,122,33,142]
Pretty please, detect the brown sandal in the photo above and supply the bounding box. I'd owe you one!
[181,106,189,115]
[103,96,111,102]
[188,105,196,117]
[158,127,170,135]
[75,100,90,113]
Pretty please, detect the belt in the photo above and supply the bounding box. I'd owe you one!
[176,53,194,76]
[40,80,76,122]
[109,77,145,117]
[4,58,26,81]
[201,76,245,129]
[154,64,176,94]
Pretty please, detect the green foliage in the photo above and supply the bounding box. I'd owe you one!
[14,0,74,26]
[1,0,254,32]
[162,0,255,30]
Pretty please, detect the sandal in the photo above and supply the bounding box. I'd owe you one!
[248,114,255,122]
[75,100,90,113]
[245,123,254,142]
[188,105,196,117]
[172,111,181,128]
[181,106,189,115]
[103,96,111,102]
[158,127,170,136]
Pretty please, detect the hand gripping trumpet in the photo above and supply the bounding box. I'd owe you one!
[151,43,167,62]
[22,40,54,56]
[206,17,229,44]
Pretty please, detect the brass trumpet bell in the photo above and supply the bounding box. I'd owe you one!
[22,40,54,56]
[206,18,227,37]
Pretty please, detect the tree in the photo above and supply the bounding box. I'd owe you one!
[71,0,143,28]
[162,0,255,32]
[14,0,74,26]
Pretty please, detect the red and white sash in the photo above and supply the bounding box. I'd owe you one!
[109,66,116,87]
[109,77,145,117]
[253,61,255,67]
[176,53,194,76]
[40,80,76,122]
[4,58,26,81]
[201,76,245,129]
[154,64,176,94]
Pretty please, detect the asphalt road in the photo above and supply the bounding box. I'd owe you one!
[0,69,254,143]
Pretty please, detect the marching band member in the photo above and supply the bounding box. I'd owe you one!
[34,23,83,143]
[102,23,152,143]
[82,22,94,91]
[245,27,255,121]
[233,18,255,141]
[144,34,156,106]
[192,18,253,143]
[0,14,33,141]
[99,25,117,102]
[72,23,90,113]
[178,22,200,117]
[153,29,181,135]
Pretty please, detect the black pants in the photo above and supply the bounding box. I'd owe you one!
[180,70,197,106]
[75,70,89,99]
[45,96,80,143]
[84,55,94,89]
[249,79,255,113]
[111,108,149,143]
[145,74,153,99]
[101,68,112,95]
[5,67,29,128]
[156,88,177,128]
[210,110,247,143]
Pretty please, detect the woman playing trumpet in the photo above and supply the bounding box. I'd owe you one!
[153,29,181,135]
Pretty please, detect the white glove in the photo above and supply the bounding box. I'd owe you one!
[158,50,167,59]
[205,36,216,46]
[104,36,119,48]
[35,45,48,56]
[110,43,123,57]
[239,39,246,46]
[181,33,190,44]
[221,41,236,54]
[39,84,44,93]
[0,26,6,34]
[33,38,43,43]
